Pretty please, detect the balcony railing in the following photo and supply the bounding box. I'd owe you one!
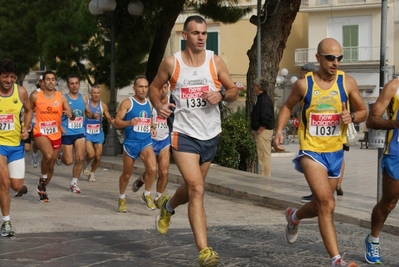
[301,0,381,7]
[295,46,388,65]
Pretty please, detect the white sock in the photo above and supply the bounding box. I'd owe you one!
[71,178,78,185]
[119,194,125,199]
[331,255,341,266]
[156,192,162,199]
[2,215,10,222]
[166,200,174,213]
[41,174,47,179]
[291,209,299,223]
[369,235,379,243]
[144,190,151,196]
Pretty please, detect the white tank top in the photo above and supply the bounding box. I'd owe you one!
[152,105,169,141]
[169,50,221,140]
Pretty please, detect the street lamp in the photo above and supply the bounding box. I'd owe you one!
[89,0,144,156]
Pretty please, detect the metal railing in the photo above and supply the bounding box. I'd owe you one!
[295,46,388,65]
[301,0,381,7]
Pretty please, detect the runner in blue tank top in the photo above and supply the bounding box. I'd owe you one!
[83,85,114,182]
[59,75,94,194]
[113,76,157,212]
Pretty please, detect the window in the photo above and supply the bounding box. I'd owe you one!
[342,25,359,62]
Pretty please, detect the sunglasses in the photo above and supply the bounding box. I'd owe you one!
[318,53,344,62]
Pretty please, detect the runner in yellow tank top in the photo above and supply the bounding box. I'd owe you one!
[0,59,32,237]
[273,38,367,266]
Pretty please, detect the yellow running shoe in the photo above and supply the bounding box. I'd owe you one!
[198,246,220,267]
[155,195,173,234]
[118,198,127,213]
[141,193,156,210]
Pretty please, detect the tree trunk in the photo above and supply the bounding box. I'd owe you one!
[145,0,186,84]
[245,0,301,172]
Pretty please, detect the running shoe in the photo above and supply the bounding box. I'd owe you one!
[332,254,358,267]
[69,183,81,193]
[154,197,160,209]
[284,207,299,244]
[14,185,28,197]
[83,161,90,176]
[300,194,312,203]
[155,195,173,234]
[88,172,96,182]
[336,186,344,196]
[1,221,15,237]
[132,174,145,192]
[198,246,220,267]
[118,197,127,213]
[37,178,48,202]
[364,234,382,264]
[31,154,38,168]
[141,193,156,210]
[56,149,62,165]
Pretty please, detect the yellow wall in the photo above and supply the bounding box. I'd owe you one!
[280,13,308,78]
[166,12,308,87]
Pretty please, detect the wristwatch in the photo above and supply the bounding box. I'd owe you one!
[350,113,355,122]
[219,89,226,100]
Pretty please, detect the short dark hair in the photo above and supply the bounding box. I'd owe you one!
[0,58,17,75]
[133,75,147,86]
[42,70,56,80]
[66,74,79,84]
[183,15,206,32]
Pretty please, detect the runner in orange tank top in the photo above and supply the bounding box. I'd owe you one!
[30,70,72,202]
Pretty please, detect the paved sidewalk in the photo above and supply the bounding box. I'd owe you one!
[98,140,399,236]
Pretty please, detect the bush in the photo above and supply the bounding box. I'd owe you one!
[214,106,257,171]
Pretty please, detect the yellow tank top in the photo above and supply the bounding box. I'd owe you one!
[298,71,348,152]
[384,78,399,155]
[0,84,23,146]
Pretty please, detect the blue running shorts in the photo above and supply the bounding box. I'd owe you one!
[123,137,152,159]
[170,132,219,164]
[62,134,85,145]
[152,136,170,156]
[0,143,25,163]
[86,131,105,144]
[292,149,344,178]
[381,154,399,180]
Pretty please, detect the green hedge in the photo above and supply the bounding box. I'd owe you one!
[214,106,257,171]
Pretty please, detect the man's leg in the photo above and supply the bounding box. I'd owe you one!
[171,150,209,251]
[69,137,85,193]
[255,131,271,176]
[371,171,399,237]
[61,143,74,166]
[297,156,339,258]
[84,141,95,175]
[0,156,11,219]
[336,160,345,196]
[34,136,58,184]
[155,147,170,202]
[139,146,157,210]
[263,129,273,177]
[118,152,134,213]
[72,138,86,179]
[90,143,103,173]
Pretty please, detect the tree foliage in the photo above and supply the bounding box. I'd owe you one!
[246,0,301,118]
[0,0,41,84]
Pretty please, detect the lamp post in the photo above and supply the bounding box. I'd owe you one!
[276,68,289,145]
[89,0,144,156]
